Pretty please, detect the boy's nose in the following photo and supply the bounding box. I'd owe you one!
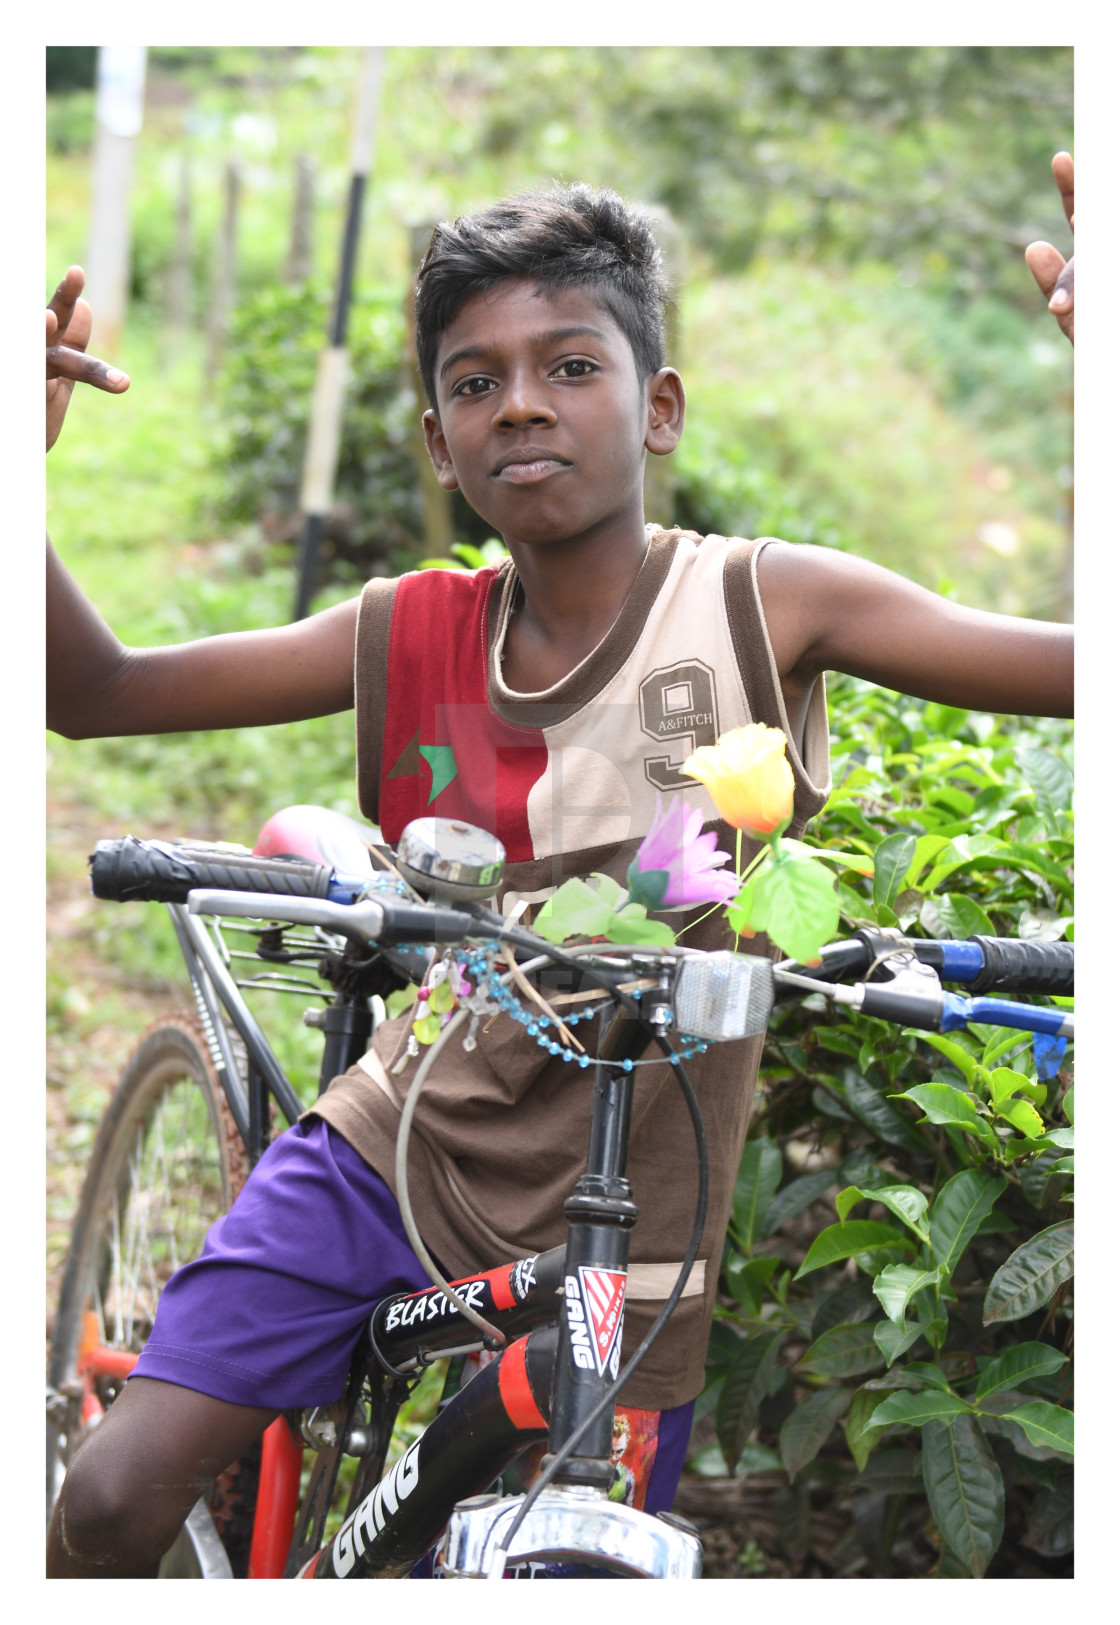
[493,376,557,430]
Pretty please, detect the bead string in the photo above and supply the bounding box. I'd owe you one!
[456,944,709,1069]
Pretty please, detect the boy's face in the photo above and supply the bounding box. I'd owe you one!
[423,280,682,550]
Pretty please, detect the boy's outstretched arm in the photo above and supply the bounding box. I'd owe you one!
[757,542,1072,725]
[47,543,358,738]
[46,268,358,740]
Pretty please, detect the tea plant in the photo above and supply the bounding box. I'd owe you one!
[697,675,1073,1578]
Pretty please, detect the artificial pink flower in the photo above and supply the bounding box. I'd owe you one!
[628,795,740,910]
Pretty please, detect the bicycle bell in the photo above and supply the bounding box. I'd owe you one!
[396,818,506,904]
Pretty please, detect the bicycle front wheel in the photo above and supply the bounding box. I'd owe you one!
[46,1013,241,1524]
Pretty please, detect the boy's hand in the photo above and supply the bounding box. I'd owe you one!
[46,266,130,452]
[1024,152,1074,345]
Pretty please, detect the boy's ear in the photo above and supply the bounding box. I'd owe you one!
[423,409,460,491]
[644,368,685,457]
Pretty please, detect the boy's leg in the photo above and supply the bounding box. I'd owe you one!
[46,1116,433,1577]
[47,1379,277,1576]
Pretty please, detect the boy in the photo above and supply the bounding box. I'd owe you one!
[46,157,1074,1576]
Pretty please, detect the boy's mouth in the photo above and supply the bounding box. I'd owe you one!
[493,449,571,485]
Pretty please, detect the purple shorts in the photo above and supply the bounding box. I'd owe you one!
[132,1118,692,1515]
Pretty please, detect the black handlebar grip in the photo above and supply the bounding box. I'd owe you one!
[90,835,332,904]
[968,936,1073,997]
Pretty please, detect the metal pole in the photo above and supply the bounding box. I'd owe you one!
[293,47,385,621]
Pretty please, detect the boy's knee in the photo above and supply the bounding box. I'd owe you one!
[50,1427,186,1575]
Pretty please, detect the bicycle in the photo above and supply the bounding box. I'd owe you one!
[46,805,1074,1579]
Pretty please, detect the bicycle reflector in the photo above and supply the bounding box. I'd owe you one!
[672,951,774,1041]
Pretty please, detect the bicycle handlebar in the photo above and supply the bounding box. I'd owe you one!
[91,835,335,904]
[778,928,1073,998]
[94,835,1074,1042]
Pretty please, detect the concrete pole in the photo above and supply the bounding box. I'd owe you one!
[85,46,147,357]
[293,47,385,621]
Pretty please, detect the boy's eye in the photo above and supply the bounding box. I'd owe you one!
[553,359,596,378]
[451,375,495,398]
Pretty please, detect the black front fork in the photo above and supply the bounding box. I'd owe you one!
[547,1009,651,1488]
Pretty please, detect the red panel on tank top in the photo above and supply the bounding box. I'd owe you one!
[378,569,547,862]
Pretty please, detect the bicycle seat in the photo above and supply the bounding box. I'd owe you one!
[253,805,380,875]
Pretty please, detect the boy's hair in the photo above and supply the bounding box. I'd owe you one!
[414,183,670,408]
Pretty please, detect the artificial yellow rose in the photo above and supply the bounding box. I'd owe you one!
[682,724,795,837]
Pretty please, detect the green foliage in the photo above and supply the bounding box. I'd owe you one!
[699,672,1073,1576]
[214,282,424,577]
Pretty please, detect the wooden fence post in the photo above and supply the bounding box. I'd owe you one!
[641,204,685,532]
[286,155,315,284]
[205,157,241,387]
[402,219,454,559]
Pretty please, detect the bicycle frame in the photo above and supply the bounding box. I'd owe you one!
[82,901,701,1578]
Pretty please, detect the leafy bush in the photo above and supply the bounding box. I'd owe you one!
[212,281,424,576]
[692,676,1073,1577]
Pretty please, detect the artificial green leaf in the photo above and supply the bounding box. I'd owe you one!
[995,1097,1045,1139]
[867,1390,973,1431]
[873,832,917,908]
[798,1321,886,1379]
[844,1387,887,1470]
[929,1169,1006,1275]
[532,877,613,943]
[922,1415,1005,1576]
[588,872,628,910]
[779,1387,852,1480]
[761,1169,838,1236]
[794,1220,913,1280]
[974,1342,1069,1401]
[749,855,840,964]
[600,909,677,948]
[715,1329,785,1471]
[982,1220,1074,1325]
[872,1264,943,1327]
[732,1137,783,1249]
[873,1318,926,1366]
[726,872,761,938]
[1001,1401,1074,1456]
